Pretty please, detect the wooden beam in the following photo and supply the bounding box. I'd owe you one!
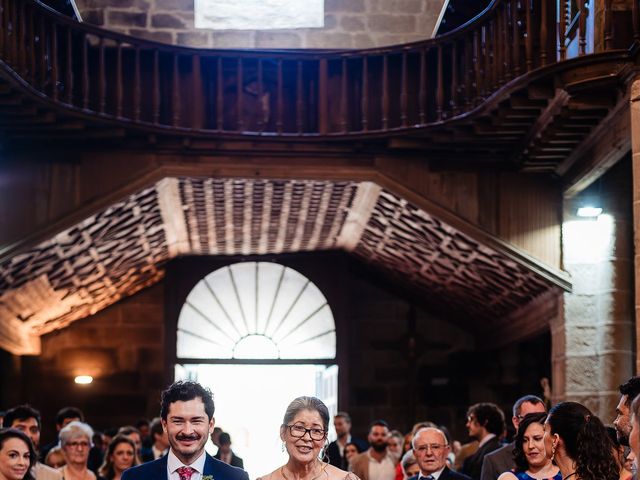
[336,182,381,251]
[0,311,40,355]
[560,90,631,197]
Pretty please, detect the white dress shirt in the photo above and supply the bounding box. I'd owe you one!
[167,449,206,480]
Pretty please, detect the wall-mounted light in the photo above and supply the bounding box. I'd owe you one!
[576,206,603,218]
[74,375,93,385]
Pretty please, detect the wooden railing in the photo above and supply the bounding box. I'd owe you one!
[0,0,636,137]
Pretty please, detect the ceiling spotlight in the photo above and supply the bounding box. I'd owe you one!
[74,375,93,385]
[576,206,603,218]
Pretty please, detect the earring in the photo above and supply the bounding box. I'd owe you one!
[282,442,286,453]
[551,443,557,461]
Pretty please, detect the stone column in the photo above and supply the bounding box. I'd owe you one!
[558,165,634,418]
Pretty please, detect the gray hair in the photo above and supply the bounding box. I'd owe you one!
[411,427,448,449]
[512,395,545,417]
[59,420,94,448]
[282,396,330,431]
[401,450,418,473]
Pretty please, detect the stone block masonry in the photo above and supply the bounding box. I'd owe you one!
[74,0,446,48]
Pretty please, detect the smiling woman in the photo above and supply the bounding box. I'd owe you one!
[0,428,36,480]
[257,397,359,480]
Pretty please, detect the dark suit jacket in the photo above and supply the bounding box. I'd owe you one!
[480,442,514,480]
[214,450,244,469]
[462,437,502,480]
[408,466,472,480]
[326,437,368,468]
[121,452,248,480]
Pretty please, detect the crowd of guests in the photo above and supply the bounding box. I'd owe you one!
[1,376,640,480]
[0,397,242,480]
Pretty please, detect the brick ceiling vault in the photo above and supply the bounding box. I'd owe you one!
[0,177,565,355]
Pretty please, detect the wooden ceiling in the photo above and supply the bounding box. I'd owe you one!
[0,177,568,356]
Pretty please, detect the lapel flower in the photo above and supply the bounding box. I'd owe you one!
[203,476,214,480]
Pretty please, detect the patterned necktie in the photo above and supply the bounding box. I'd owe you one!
[177,466,196,480]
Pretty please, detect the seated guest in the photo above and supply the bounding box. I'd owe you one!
[411,427,471,480]
[345,442,363,471]
[41,408,84,463]
[45,448,66,469]
[496,413,559,480]
[139,419,168,463]
[214,433,243,469]
[399,451,419,480]
[544,401,618,480]
[0,428,37,480]
[59,421,97,480]
[97,435,139,480]
[3,404,62,480]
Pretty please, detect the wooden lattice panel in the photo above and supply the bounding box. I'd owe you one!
[354,189,554,323]
[0,185,169,337]
[178,178,357,255]
[0,177,560,354]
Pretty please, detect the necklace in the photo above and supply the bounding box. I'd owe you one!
[281,461,327,480]
[562,473,577,480]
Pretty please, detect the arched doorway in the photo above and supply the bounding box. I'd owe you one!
[174,261,338,476]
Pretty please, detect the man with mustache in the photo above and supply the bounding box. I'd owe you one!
[122,381,249,480]
[351,420,396,480]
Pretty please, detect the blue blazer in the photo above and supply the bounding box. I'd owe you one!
[121,452,249,480]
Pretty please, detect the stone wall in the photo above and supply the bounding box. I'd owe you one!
[556,157,634,419]
[74,0,445,49]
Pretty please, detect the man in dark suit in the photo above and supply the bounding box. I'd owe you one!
[410,427,471,480]
[326,412,368,468]
[480,395,546,480]
[461,403,505,480]
[214,432,244,469]
[122,381,249,480]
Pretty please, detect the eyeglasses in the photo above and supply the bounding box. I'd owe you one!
[286,424,326,441]
[65,441,90,449]
[414,444,448,453]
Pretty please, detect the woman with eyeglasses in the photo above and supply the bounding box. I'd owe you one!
[258,397,360,480]
[497,413,559,480]
[58,421,96,480]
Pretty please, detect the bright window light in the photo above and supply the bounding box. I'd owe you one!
[195,0,324,30]
[177,262,336,360]
[563,214,614,264]
[74,375,93,384]
[576,206,603,218]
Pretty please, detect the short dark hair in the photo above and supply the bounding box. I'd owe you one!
[512,412,547,471]
[219,432,231,446]
[467,403,505,436]
[620,377,640,406]
[3,405,41,429]
[0,428,37,479]
[160,381,215,420]
[149,418,163,439]
[55,407,84,426]
[335,412,352,423]
[369,419,390,432]
[512,395,545,417]
[118,425,141,437]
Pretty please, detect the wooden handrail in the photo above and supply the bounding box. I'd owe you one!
[0,0,633,138]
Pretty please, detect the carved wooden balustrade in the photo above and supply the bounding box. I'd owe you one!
[0,0,637,138]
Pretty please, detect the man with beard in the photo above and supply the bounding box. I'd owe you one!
[351,420,396,480]
[121,381,249,480]
[614,376,640,446]
[3,405,63,480]
[326,412,368,468]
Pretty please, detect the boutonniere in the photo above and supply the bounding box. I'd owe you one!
[203,476,214,480]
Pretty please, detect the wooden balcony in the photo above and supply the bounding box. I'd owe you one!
[0,0,638,173]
